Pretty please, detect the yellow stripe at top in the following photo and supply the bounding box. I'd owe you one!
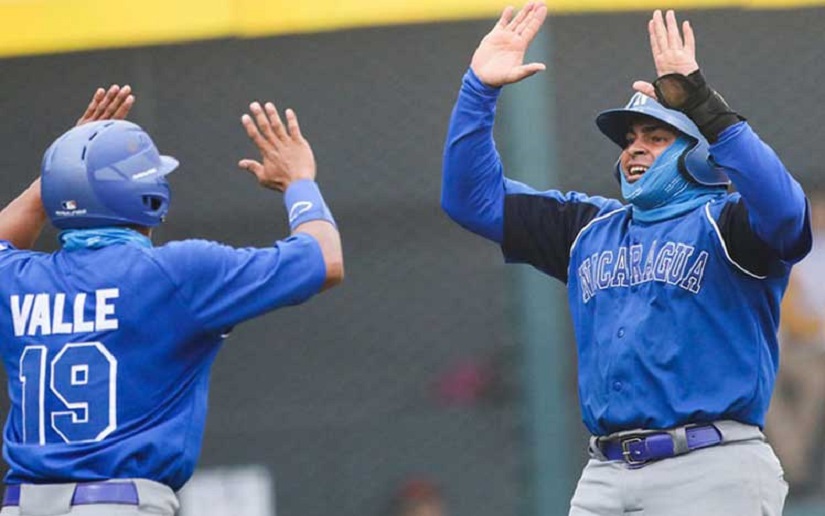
[0,0,233,57]
[0,0,821,58]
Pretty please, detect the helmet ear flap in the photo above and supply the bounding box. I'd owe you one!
[677,147,695,184]
[613,158,623,184]
[139,186,171,221]
[597,93,731,187]
[681,139,729,187]
[143,195,165,212]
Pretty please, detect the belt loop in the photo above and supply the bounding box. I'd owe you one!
[668,426,689,455]
[19,484,75,514]
[712,420,762,443]
[589,436,608,460]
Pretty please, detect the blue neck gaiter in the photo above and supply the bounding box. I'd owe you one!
[60,227,152,251]
[621,136,724,222]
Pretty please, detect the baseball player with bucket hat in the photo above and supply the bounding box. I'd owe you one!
[441,4,810,515]
[0,93,343,515]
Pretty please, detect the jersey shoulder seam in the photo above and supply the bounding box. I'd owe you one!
[569,206,629,258]
[703,202,767,280]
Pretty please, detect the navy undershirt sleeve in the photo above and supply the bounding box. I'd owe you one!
[711,122,812,264]
[502,189,619,282]
[717,198,795,277]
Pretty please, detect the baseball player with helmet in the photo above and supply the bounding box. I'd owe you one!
[0,91,343,515]
[442,4,810,515]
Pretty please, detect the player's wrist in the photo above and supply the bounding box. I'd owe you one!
[282,171,316,187]
[284,179,336,231]
[464,68,503,97]
[653,70,745,143]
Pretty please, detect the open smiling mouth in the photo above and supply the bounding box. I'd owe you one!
[628,165,649,178]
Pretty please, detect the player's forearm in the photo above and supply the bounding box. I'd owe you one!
[654,70,809,260]
[284,180,343,289]
[293,220,343,290]
[441,69,506,243]
[711,122,810,260]
[0,178,48,249]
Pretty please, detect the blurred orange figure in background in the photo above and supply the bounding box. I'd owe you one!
[767,192,825,494]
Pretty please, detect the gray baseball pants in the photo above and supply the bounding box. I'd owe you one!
[0,479,178,516]
[569,421,788,516]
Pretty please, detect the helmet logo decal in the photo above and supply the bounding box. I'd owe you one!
[131,167,158,180]
[56,200,87,218]
[627,93,649,108]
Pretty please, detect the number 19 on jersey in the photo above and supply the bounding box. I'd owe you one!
[19,342,117,444]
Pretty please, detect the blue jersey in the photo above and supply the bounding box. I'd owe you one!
[0,234,325,489]
[442,70,812,436]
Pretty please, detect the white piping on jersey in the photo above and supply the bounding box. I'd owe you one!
[703,202,767,280]
[569,207,629,258]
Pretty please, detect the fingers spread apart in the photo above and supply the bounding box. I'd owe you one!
[238,158,263,176]
[241,112,269,151]
[94,84,134,120]
[651,10,690,52]
[496,2,546,35]
[507,2,534,31]
[77,84,135,126]
[665,10,682,49]
[518,3,547,37]
[497,5,515,28]
[248,102,280,146]
[285,109,303,141]
[242,102,303,150]
[651,10,670,53]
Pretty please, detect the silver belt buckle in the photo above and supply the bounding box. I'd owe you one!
[621,437,646,465]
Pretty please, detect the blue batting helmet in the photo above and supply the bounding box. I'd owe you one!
[595,92,729,186]
[41,120,179,229]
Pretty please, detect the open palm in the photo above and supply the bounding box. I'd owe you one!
[633,10,700,99]
[471,2,548,87]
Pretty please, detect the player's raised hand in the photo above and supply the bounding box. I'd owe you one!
[76,84,135,126]
[648,10,699,78]
[470,2,548,87]
[239,102,316,192]
[633,10,700,99]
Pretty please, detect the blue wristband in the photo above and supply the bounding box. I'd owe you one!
[284,179,336,231]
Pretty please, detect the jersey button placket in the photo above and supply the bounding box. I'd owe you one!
[612,328,626,392]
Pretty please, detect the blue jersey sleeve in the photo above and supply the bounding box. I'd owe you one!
[441,69,507,243]
[441,69,624,279]
[151,233,326,334]
[711,122,811,263]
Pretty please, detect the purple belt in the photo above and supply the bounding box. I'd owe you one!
[600,424,722,467]
[3,481,139,507]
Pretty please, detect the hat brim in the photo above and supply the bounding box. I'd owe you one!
[158,155,179,176]
[596,109,681,149]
